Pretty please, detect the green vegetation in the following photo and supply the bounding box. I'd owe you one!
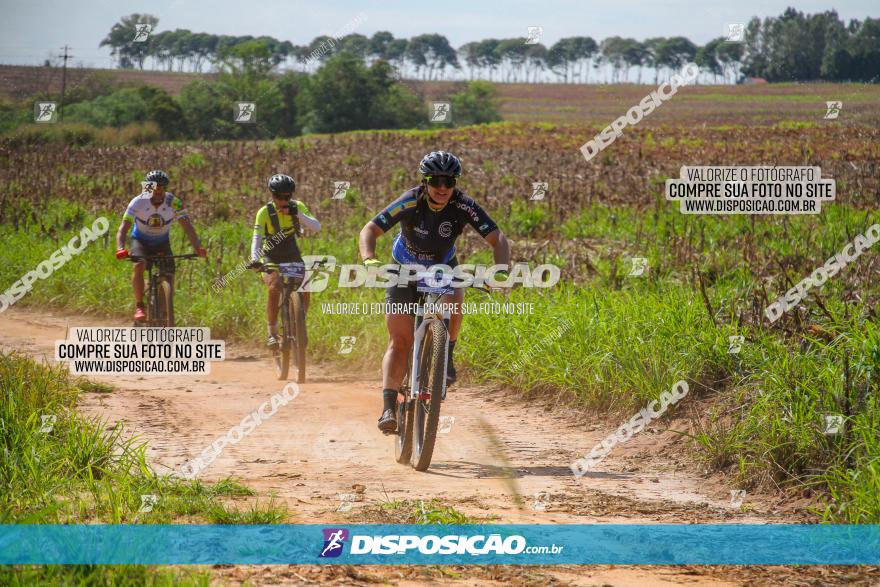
[449,81,502,126]
[1,52,502,144]
[296,54,423,134]
[0,350,286,583]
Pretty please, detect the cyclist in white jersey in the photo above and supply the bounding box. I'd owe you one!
[114,170,207,322]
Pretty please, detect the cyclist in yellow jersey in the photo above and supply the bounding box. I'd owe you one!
[249,174,321,347]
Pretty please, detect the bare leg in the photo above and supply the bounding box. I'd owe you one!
[133,262,146,305]
[443,288,465,342]
[263,272,281,327]
[383,313,414,390]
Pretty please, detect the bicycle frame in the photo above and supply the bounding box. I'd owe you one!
[130,253,198,326]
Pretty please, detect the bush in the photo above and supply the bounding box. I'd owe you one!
[0,98,32,133]
[64,87,151,127]
[1,121,160,147]
[178,76,284,140]
[1,122,98,147]
[296,53,425,133]
[450,81,502,126]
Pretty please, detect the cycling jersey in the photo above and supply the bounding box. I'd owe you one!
[371,186,498,266]
[251,200,320,263]
[123,192,187,245]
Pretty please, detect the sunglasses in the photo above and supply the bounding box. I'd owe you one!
[424,175,457,188]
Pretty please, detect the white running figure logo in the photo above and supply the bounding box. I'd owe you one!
[321,529,346,557]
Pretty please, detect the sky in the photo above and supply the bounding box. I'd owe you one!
[1,0,877,67]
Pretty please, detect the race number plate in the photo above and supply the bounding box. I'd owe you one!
[415,268,453,294]
[278,262,305,279]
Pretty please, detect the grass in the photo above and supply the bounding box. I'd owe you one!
[0,351,288,583]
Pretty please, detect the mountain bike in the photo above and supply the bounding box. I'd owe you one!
[393,272,492,472]
[129,253,199,327]
[253,258,330,383]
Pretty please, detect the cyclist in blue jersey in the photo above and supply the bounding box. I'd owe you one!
[359,151,511,432]
[115,170,207,322]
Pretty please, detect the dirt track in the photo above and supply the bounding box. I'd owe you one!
[2,307,877,586]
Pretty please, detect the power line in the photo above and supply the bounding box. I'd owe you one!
[60,45,72,121]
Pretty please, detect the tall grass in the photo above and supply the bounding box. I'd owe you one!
[0,351,287,583]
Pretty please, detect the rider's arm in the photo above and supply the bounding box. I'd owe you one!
[175,217,201,251]
[250,206,268,262]
[117,198,137,250]
[484,229,511,267]
[359,221,384,261]
[116,219,132,250]
[359,193,414,260]
[460,195,510,268]
[294,200,320,233]
[168,195,201,250]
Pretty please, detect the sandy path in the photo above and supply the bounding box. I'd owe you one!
[2,307,875,586]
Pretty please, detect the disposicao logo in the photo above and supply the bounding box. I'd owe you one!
[319,528,349,558]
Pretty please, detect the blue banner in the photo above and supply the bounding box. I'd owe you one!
[1,524,878,565]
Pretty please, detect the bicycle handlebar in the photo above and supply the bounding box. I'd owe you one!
[129,253,200,261]
[250,258,330,272]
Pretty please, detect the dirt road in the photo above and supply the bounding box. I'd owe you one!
[2,307,876,586]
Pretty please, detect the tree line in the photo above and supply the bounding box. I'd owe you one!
[100,9,880,83]
[1,52,502,143]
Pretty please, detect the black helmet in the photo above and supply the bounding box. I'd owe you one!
[419,151,462,176]
[145,170,170,186]
[268,173,295,195]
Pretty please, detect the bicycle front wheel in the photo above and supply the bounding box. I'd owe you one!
[274,296,291,380]
[411,320,447,472]
[395,353,414,464]
[291,292,307,384]
[155,279,174,327]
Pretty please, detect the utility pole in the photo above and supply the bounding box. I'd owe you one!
[59,45,72,121]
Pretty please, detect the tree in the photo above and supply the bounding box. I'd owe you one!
[524,43,548,82]
[459,42,480,80]
[101,14,159,69]
[496,38,528,82]
[643,37,666,83]
[599,37,628,82]
[716,40,744,83]
[695,38,724,83]
[338,34,370,60]
[570,37,599,83]
[368,31,394,62]
[407,34,459,80]
[621,39,647,83]
[848,17,880,81]
[296,53,423,133]
[385,38,408,76]
[475,39,502,81]
[654,37,697,80]
[547,39,576,82]
[218,39,275,76]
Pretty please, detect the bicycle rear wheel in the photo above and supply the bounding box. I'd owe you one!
[291,291,307,384]
[411,320,447,472]
[274,296,291,380]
